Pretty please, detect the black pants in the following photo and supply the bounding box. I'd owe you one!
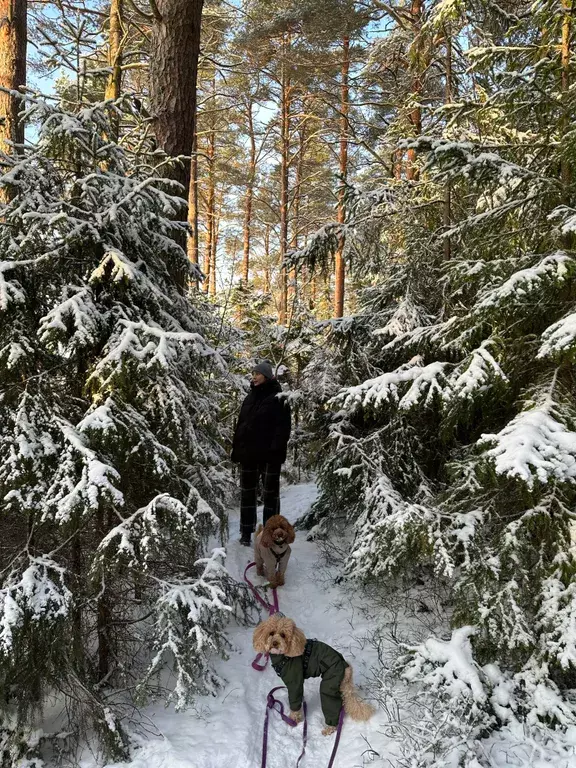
[240,463,281,537]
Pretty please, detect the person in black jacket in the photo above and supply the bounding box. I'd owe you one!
[231,361,291,546]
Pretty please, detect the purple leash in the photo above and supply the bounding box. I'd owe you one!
[244,561,279,671]
[261,687,307,768]
[261,686,345,768]
[327,706,345,768]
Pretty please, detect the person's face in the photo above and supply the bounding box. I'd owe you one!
[252,372,267,386]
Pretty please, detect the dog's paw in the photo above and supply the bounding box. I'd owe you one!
[290,709,303,724]
[256,566,265,577]
[275,573,285,587]
[322,725,337,736]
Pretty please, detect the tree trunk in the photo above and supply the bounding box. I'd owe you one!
[288,107,307,320]
[406,0,423,181]
[561,0,572,201]
[334,36,350,318]
[105,0,123,139]
[443,26,452,261]
[242,101,256,283]
[209,190,221,297]
[149,0,204,193]
[204,126,215,294]
[187,131,199,280]
[278,33,291,325]
[105,0,123,101]
[264,224,271,293]
[0,0,26,158]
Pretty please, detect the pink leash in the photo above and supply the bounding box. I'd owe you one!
[244,561,279,671]
[261,686,344,768]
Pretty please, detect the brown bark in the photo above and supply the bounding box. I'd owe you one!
[105,0,123,139]
[149,0,204,193]
[561,0,573,200]
[443,27,452,261]
[406,0,423,181]
[187,131,199,275]
[203,126,215,293]
[105,0,123,101]
[264,224,271,293]
[0,0,26,158]
[334,36,350,318]
[242,101,256,283]
[288,107,307,319]
[209,190,221,297]
[278,33,291,325]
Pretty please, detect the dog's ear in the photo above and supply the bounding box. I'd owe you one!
[285,620,306,657]
[253,619,271,652]
[284,520,296,544]
[260,524,273,548]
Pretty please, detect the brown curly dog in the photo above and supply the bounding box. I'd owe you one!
[254,514,295,589]
[253,615,374,735]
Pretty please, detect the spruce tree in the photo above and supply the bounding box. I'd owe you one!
[0,95,249,761]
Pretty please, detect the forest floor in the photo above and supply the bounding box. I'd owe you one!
[79,482,576,768]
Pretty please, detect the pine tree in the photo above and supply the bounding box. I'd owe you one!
[296,0,576,746]
[0,95,250,761]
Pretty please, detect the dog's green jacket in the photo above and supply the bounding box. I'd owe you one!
[270,639,348,726]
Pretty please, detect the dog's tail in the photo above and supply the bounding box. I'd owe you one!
[255,524,263,539]
[340,667,375,722]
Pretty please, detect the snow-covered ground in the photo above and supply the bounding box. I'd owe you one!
[80,482,398,768]
[78,482,576,768]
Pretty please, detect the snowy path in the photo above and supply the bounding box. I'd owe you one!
[89,482,397,768]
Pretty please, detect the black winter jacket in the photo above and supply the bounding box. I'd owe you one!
[231,379,291,466]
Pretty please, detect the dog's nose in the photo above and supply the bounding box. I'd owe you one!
[272,641,279,648]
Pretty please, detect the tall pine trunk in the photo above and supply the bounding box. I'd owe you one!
[242,101,256,283]
[264,223,271,293]
[150,0,203,193]
[406,0,423,181]
[278,33,291,325]
[561,0,572,200]
[105,0,123,100]
[443,26,452,262]
[334,36,350,318]
[0,0,26,164]
[288,108,307,319]
[187,131,199,281]
[105,0,123,139]
[209,190,221,297]
[204,125,215,293]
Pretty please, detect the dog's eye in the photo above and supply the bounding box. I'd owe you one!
[280,632,285,639]
[269,632,274,637]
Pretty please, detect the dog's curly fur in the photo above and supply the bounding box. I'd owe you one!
[258,514,295,549]
[253,616,374,734]
[254,515,295,588]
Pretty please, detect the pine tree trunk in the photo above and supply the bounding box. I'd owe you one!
[278,33,291,325]
[334,36,350,318]
[105,0,123,138]
[406,0,423,181]
[0,0,26,161]
[443,27,452,261]
[105,0,123,101]
[209,191,220,296]
[204,127,215,294]
[264,223,271,293]
[149,0,204,193]
[242,101,256,283]
[561,0,572,201]
[288,109,307,319]
[187,131,199,280]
